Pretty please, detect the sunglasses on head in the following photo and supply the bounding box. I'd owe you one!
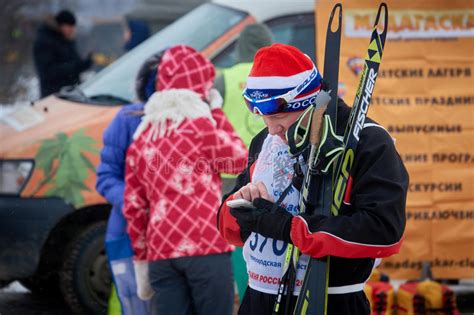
[242,66,319,115]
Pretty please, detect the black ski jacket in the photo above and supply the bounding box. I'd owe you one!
[33,22,91,97]
[217,99,408,307]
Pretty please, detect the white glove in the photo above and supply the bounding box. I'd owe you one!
[208,88,223,110]
[133,261,155,300]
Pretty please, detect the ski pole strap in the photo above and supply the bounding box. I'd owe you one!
[286,99,345,173]
[286,105,314,157]
[315,115,344,175]
[286,89,332,159]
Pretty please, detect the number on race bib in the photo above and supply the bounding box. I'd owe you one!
[260,236,268,252]
[272,239,287,256]
[249,233,288,256]
[249,233,258,251]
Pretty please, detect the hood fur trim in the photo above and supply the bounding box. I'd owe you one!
[133,89,214,141]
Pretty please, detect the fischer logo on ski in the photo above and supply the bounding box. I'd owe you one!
[354,68,376,141]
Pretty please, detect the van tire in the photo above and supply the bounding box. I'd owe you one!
[59,221,111,314]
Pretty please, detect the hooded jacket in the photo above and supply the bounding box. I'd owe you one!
[123,19,150,51]
[122,45,248,261]
[123,89,248,261]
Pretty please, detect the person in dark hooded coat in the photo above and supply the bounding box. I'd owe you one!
[33,10,93,97]
[123,18,150,52]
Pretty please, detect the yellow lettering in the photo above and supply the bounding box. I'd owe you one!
[439,15,451,30]
[400,13,414,31]
[341,150,354,178]
[467,14,474,29]
[387,14,397,32]
[424,15,438,31]
[451,15,464,30]
[332,149,354,215]
[413,15,424,30]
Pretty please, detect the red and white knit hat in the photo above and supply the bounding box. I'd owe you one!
[244,44,322,114]
[157,45,215,100]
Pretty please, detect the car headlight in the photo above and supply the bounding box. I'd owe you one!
[0,159,35,195]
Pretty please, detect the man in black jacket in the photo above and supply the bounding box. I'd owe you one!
[33,10,93,97]
[217,44,408,314]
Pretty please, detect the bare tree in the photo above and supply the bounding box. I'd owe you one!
[0,0,54,103]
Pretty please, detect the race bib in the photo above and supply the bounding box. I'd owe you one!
[243,135,309,295]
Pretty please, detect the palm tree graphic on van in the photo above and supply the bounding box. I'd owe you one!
[30,128,99,207]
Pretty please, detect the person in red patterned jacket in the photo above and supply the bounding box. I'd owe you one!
[123,45,248,315]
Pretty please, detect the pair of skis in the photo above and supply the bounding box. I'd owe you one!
[273,3,389,315]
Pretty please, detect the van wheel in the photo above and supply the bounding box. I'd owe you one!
[60,221,111,314]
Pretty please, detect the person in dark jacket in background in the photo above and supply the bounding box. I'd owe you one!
[123,18,150,51]
[33,10,93,97]
[96,50,165,315]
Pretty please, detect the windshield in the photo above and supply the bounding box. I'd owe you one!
[78,3,246,104]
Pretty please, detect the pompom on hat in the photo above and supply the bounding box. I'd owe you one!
[243,44,322,115]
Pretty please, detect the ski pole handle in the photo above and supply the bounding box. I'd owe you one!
[309,90,332,147]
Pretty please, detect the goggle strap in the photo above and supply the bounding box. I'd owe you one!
[243,66,319,115]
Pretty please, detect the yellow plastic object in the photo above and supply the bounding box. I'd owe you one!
[397,280,459,315]
[364,281,395,315]
[108,285,122,315]
[417,280,443,310]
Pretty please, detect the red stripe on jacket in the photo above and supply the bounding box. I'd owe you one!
[291,216,403,259]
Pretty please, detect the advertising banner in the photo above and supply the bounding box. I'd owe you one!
[316,0,474,279]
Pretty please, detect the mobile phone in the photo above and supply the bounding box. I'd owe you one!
[226,199,256,209]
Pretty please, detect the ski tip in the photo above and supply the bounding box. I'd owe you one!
[315,90,331,109]
[375,3,388,36]
[328,3,342,34]
[329,3,342,20]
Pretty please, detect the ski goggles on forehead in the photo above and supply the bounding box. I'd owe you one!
[243,67,319,116]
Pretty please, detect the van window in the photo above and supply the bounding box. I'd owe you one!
[213,13,315,69]
[266,14,315,61]
[79,4,246,104]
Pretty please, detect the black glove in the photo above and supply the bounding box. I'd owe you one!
[230,198,293,243]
